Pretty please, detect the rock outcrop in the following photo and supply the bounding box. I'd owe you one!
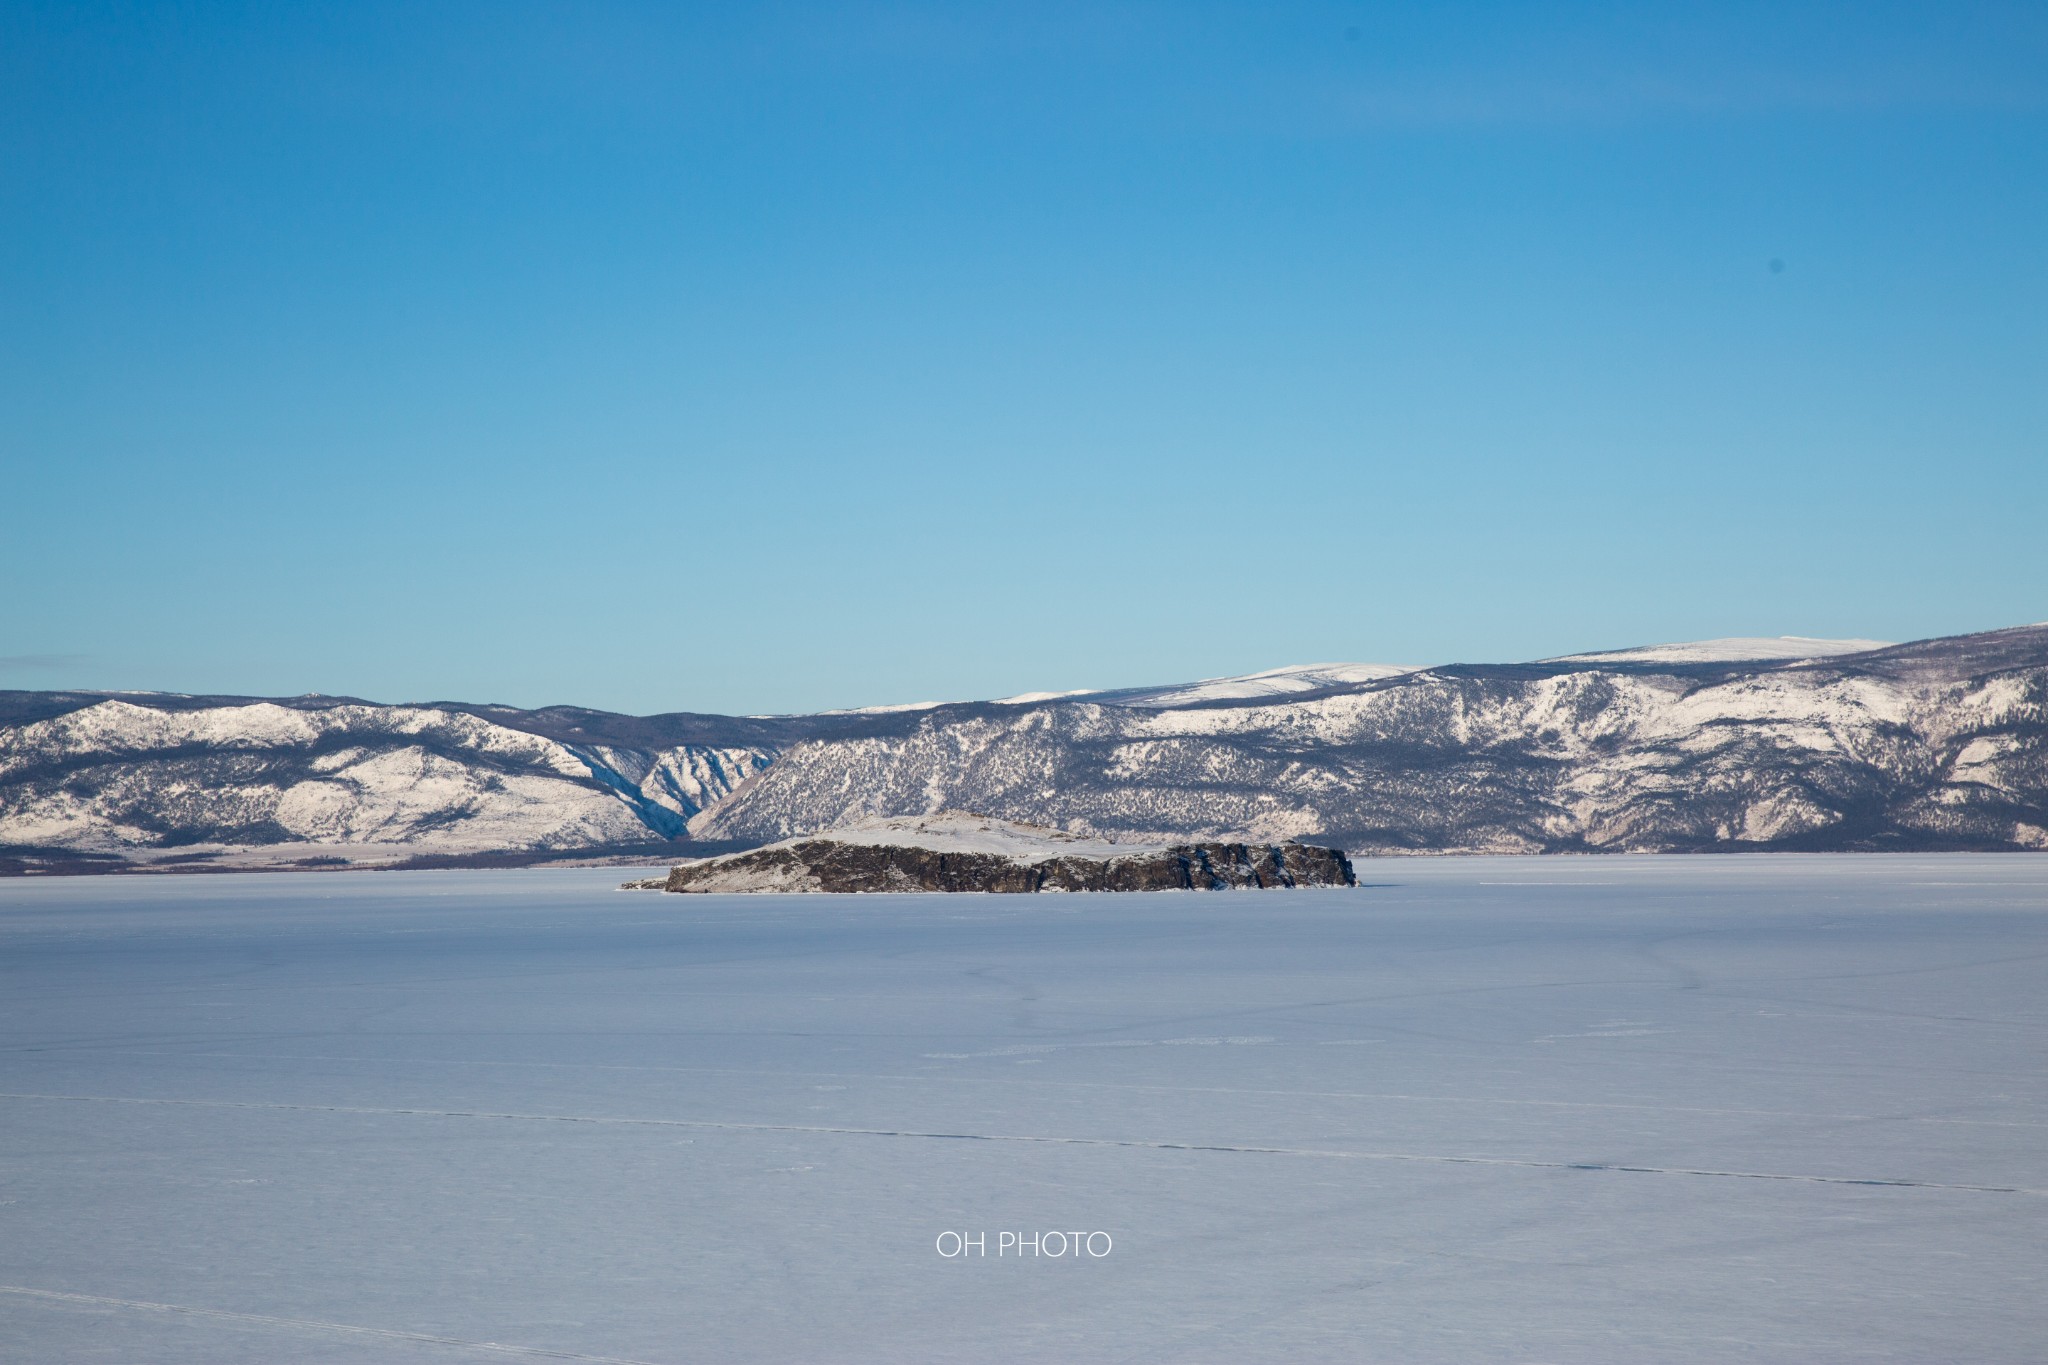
[649,812,1356,894]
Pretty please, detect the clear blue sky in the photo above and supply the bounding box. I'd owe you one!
[4,2,2044,715]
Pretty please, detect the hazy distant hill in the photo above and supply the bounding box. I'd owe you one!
[4,625,2044,871]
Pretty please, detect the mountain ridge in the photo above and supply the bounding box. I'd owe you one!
[5,624,2043,871]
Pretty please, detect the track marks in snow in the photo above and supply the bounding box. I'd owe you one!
[47,1049,2048,1131]
[2,1091,2036,1197]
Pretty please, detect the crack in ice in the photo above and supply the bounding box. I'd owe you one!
[0,1284,673,1363]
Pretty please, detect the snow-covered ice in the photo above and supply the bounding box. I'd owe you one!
[2,856,2045,1362]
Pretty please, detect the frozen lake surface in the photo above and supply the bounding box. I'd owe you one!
[2,856,2045,1362]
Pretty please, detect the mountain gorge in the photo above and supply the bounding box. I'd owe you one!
[4,624,2044,871]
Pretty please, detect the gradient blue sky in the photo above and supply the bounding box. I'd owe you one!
[4,2,2044,715]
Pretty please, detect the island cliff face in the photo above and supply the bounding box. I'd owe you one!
[652,813,1356,894]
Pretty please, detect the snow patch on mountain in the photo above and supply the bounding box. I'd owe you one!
[1551,636,1893,664]
[818,700,952,715]
[1109,663,1421,707]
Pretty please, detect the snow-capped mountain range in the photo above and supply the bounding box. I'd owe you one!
[4,625,2044,871]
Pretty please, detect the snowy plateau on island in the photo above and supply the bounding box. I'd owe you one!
[3,624,2046,872]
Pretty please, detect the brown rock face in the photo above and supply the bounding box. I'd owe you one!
[659,838,1355,894]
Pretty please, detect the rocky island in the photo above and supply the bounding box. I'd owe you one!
[635,812,1357,894]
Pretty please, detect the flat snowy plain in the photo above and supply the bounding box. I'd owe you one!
[2,857,2044,1363]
